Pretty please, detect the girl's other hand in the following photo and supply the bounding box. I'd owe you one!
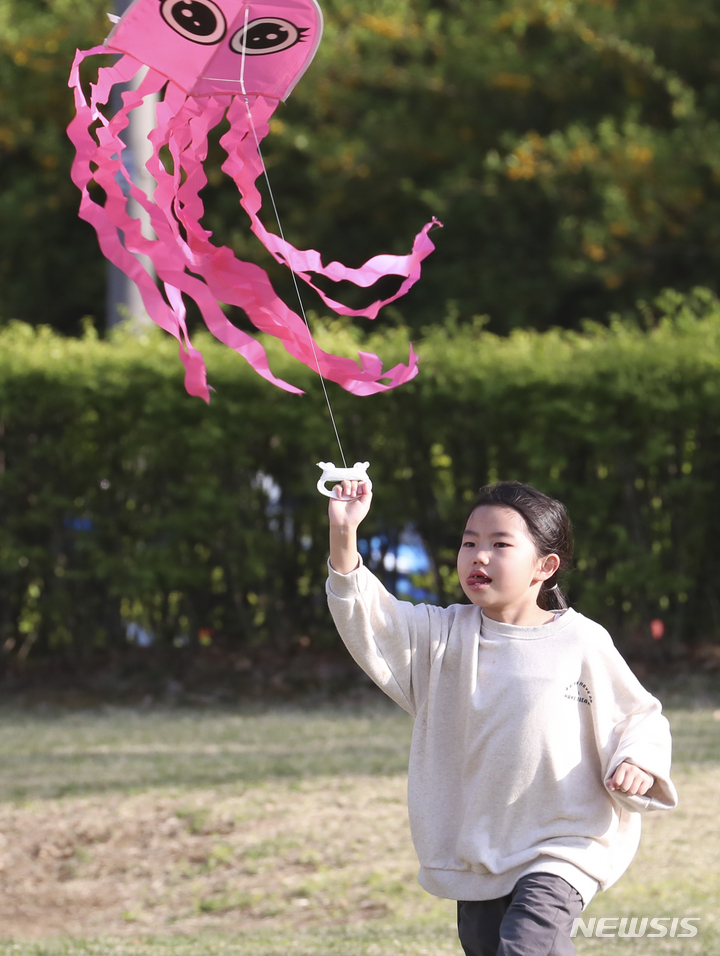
[607,760,655,796]
[328,480,373,530]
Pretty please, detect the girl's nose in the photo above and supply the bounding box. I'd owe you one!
[473,551,489,565]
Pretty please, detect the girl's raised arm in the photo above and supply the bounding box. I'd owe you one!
[328,480,373,574]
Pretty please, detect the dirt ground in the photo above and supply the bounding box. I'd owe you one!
[0,775,432,939]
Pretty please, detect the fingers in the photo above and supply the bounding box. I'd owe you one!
[608,761,654,796]
[332,479,371,500]
[327,479,372,530]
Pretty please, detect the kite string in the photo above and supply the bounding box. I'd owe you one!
[247,119,349,471]
[239,12,348,469]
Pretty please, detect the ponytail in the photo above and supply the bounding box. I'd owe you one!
[540,580,569,612]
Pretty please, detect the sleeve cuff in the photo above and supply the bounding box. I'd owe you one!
[326,556,368,598]
[604,758,678,813]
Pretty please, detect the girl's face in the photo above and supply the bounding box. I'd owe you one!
[457,505,559,625]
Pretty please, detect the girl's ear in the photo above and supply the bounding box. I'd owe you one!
[537,553,560,580]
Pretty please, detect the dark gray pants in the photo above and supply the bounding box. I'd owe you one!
[457,873,583,956]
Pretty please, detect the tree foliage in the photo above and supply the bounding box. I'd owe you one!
[1,0,720,334]
[0,0,109,333]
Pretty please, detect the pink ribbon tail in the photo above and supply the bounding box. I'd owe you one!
[221,96,441,319]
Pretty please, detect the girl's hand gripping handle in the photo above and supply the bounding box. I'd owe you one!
[317,461,372,500]
[325,467,373,575]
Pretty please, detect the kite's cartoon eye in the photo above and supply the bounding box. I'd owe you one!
[160,0,226,44]
[230,17,307,56]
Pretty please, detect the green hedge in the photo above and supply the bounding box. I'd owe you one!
[2,289,720,664]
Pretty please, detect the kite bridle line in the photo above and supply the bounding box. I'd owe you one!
[239,6,348,470]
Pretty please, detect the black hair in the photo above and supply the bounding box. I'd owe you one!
[470,481,573,611]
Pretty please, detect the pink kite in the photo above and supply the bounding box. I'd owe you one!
[68,0,440,400]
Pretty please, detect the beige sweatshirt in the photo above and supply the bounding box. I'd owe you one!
[327,561,678,906]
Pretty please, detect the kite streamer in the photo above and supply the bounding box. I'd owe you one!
[68,0,439,401]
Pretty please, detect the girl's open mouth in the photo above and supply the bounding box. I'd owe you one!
[467,571,492,588]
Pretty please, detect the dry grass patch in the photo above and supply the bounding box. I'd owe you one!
[0,774,452,939]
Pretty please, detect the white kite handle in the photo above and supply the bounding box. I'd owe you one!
[317,461,372,499]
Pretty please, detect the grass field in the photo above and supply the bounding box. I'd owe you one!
[0,684,718,956]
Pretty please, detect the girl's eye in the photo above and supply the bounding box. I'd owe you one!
[494,542,509,548]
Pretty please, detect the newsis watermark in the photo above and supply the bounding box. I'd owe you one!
[571,916,701,939]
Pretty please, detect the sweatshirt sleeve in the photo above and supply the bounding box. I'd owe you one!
[326,558,442,717]
[589,629,678,814]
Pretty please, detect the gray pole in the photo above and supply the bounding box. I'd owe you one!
[106,0,159,330]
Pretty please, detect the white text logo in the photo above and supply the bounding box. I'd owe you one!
[570,917,701,938]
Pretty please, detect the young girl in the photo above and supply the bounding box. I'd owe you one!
[326,479,677,956]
